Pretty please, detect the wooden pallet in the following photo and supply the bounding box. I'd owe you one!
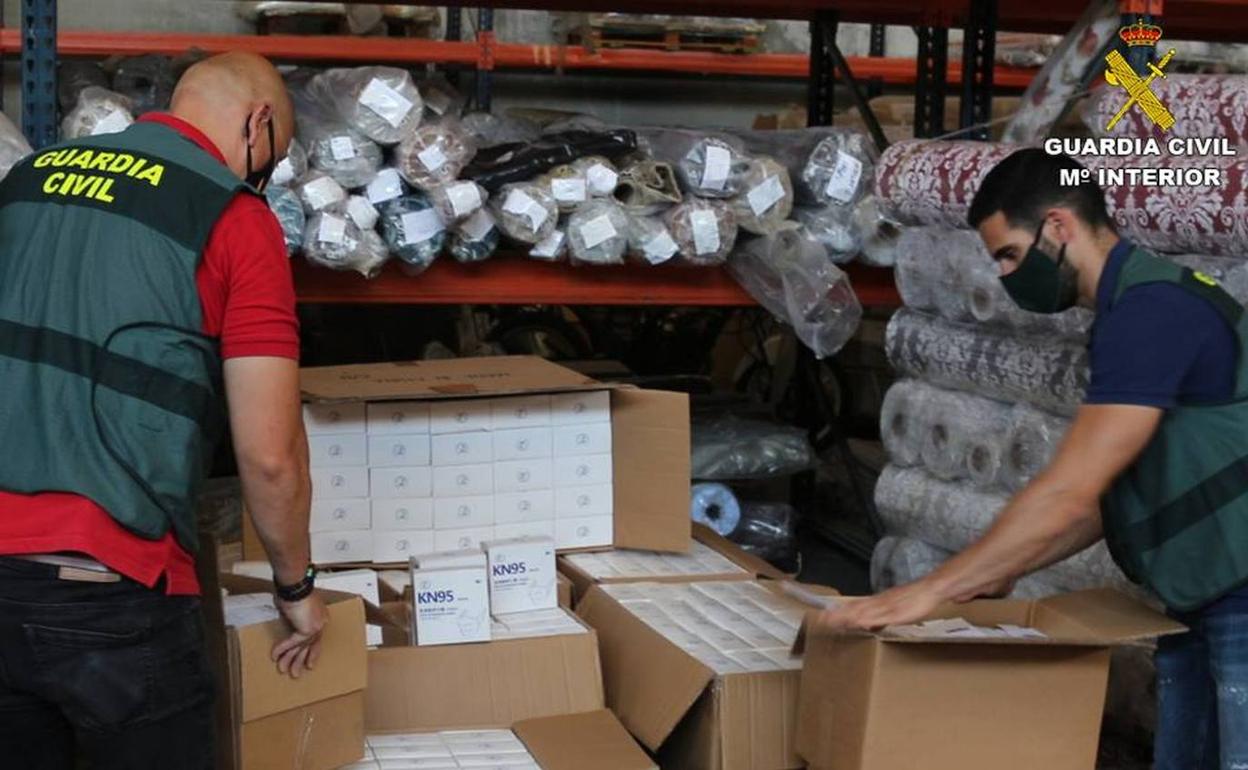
[573,13,766,55]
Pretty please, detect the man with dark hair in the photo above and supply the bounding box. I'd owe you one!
[823,147,1248,768]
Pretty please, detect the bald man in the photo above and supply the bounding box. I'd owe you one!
[0,52,326,769]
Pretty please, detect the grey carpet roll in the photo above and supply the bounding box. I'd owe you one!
[1003,404,1071,492]
[870,536,950,591]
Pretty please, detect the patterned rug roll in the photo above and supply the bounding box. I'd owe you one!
[1081,75,1248,148]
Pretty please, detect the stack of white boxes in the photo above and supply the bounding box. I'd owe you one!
[303,390,615,564]
[562,541,749,580]
[343,729,542,770]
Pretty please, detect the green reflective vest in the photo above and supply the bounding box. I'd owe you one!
[1101,246,1248,610]
[0,122,251,553]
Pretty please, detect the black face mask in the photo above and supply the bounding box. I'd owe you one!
[244,118,276,192]
[999,219,1080,314]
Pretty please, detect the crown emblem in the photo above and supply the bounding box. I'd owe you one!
[1119,20,1163,46]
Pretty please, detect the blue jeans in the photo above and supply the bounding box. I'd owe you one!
[1155,601,1248,770]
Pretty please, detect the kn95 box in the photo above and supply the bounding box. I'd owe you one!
[409,562,491,646]
[485,536,558,615]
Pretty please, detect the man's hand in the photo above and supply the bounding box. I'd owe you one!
[272,591,330,678]
[817,579,945,632]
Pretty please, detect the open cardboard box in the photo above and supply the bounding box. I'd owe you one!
[558,523,791,607]
[576,579,838,770]
[794,589,1188,770]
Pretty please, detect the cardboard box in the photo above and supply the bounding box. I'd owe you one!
[557,572,573,610]
[794,589,1187,770]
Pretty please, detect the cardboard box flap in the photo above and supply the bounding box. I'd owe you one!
[301,356,604,403]
[694,523,790,581]
[514,710,658,770]
[1037,588,1188,643]
[577,585,714,751]
[611,387,692,553]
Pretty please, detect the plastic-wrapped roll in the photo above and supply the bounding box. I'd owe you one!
[886,308,1088,415]
[491,182,558,245]
[417,74,466,120]
[309,66,423,146]
[679,137,750,199]
[303,208,389,278]
[344,194,380,232]
[964,263,1095,340]
[870,536,950,591]
[542,164,589,213]
[361,167,409,211]
[529,228,568,262]
[378,193,447,274]
[567,199,630,266]
[60,87,134,139]
[690,483,742,537]
[851,195,903,267]
[1003,405,1071,492]
[271,137,309,188]
[802,132,876,208]
[573,156,620,198]
[665,199,738,265]
[110,54,175,115]
[918,388,1013,483]
[295,170,348,214]
[460,111,541,149]
[733,127,878,206]
[792,205,859,264]
[427,180,487,224]
[264,185,305,256]
[448,208,500,264]
[731,157,794,235]
[613,159,682,216]
[394,120,477,190]
[879,379,929,467]
[307,127,383,189]
[0,112,31,182]
[58,60,110,112]
[893,227,968,318]
[626,215,679,266]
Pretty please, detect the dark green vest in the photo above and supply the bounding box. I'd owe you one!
[1100,247,1248,610]
[0,122,251,553]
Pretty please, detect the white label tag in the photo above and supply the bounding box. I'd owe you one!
[643,229,679,263]
[461,208,495,241]
[401,209,444,244]
[330,136,357,161]
[425,88,452,116]
[690,209,720,255]
[317,215,347,245]
[747,175,786,216]
[271,157,297,187]
[303,176,344,211]
[359,78,414,128]
[446,182,482,217]
[504,189,547,230]
[530,230,565,259]
[91,109,131,136]
[346,196,379,231]
[826,150,864,203]
[552,177,588,203]
[586,164,618,195]
[701,145,731,191]
[579,215,618,249]
[365,168,404,204]
[418,145,447,173]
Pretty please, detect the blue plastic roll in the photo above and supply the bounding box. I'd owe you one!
[690,482,742,537]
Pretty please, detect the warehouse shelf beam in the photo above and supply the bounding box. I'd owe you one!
[959,0,997,140]
[20,0,56,149]
[914,25,949,138]
[807,11,838,126]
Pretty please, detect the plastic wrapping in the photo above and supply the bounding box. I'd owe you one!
[918,388,1013,485]
[295,170,348,214]
[730,502,798,564]
[639,129,750,199]
[665,199,738,265]
[613,158,682,216]
[792,205,859,264]
[728,226,863,359]
[733,127,876,207]
[1004,404,1071,492]
[0,112,33,182]
[886,308,1088,415]
[528,229,568,262]
[566,199,630,266]
[394,119,476,190]
[542,164,590,213]
[851,195,903,267]
[344,194,380,232]
[730,156,794,235]
[871,536,949,591]
[447,208,501,264]
[308,66,423,146]
[459,111,541,149]
[573,156,620,197]
[427,180,487,224]
[61,87,134,139]
[690,416,814,480]
[305,126,383,189]
[625,214,680,266]
[361,167,409,209]
[416,73,466,120]
[378,193,447,274]
[264,185,306,256]
[58,60,110,112]
[879,379,929,468]
[270,137,309,188]
[111,55,177,115]
[690,483,742,536]
[303,208,390,278]
[491,183,558,244]
[462,132,635,193]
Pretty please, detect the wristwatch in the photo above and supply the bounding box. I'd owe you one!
[274,564,318,602]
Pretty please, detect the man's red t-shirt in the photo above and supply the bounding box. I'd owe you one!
[0,113,300,595]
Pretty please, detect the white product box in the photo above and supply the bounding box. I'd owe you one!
[493,520,557,541]
[370,466,433,499]
[552,454,613,487]
[311,530,375,564]
[493,490,555,524]
[371,498,434,531]
[431,432,495,467]
[433,464,494,497]
[368,434,432,467]
[435,527,496,552]
[318,569,384,646]
[310,467,369,500]
[434,495,495,530]
[307,433,368,468]
[429,400,492,434]
[555,516,613,549]
[550,390,611,425]
[553,423,613,457]
[554,484,614,518]
[303,402,367,435]
[414,548,488,570]
[492,459,552,493]
[366,400,431,435]
[374,530,436,564]
[490,395,552,430]
[491,428,553,463]
[484,536,558,615]
[410,565,491,645]
[310,498,371,533]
